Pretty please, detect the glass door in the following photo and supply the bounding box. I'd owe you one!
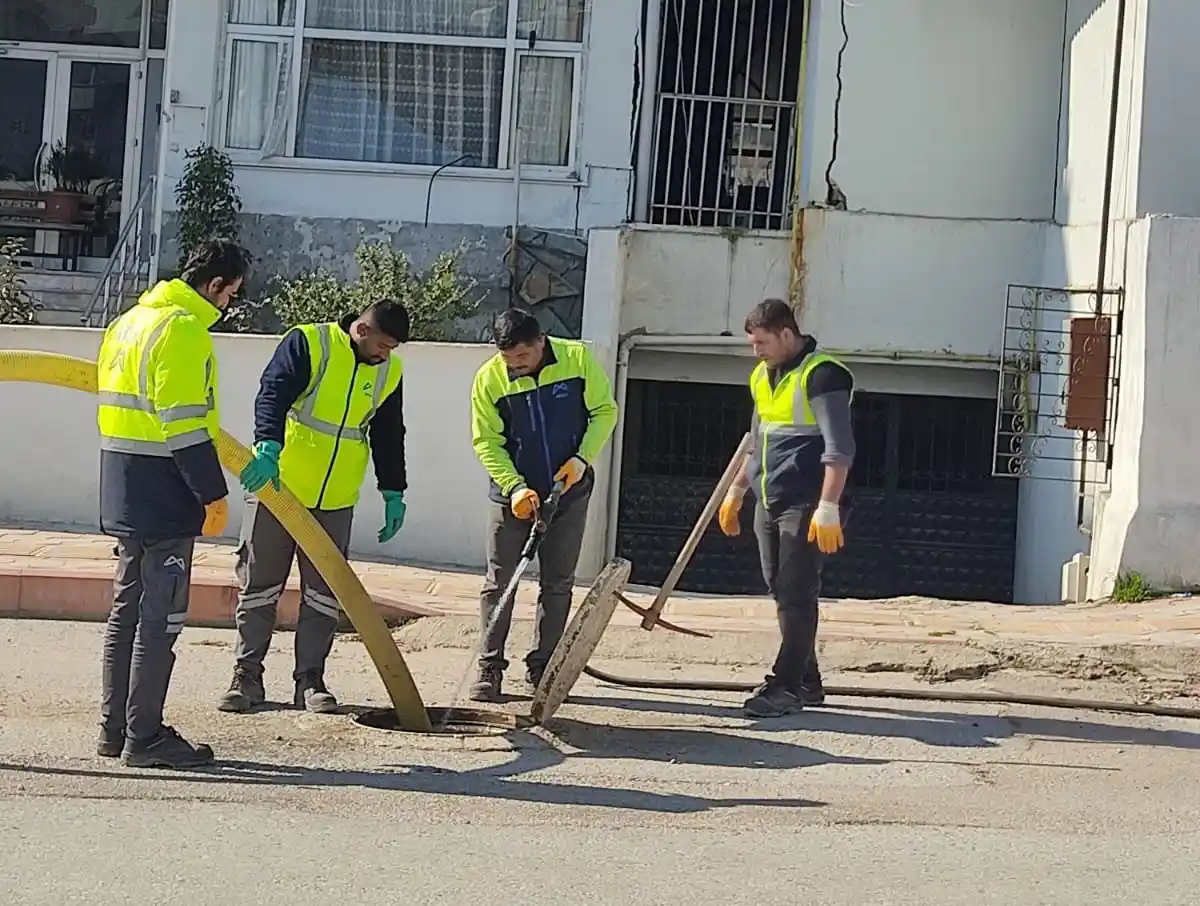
[50,58,136,266]
[0,50,137,268]
[0,51,58,257]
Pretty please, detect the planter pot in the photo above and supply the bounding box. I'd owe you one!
[42,190,84,224]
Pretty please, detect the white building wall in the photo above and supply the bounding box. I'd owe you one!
[0,328,606,581]
[157,0,640,234]
[802,0,1066,219]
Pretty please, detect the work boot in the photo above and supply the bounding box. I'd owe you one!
[217,667,266,713]
[121,725,214,769]
[743,682,804,719]
[294,675,339,714]
[96,726,123,758]
[524,666,545,692]
[469,666,503,703]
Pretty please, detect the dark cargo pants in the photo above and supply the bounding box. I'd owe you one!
[754,502,825,691]
[479,488,591,674]
[232,496,352,683]
[101,538,194,743]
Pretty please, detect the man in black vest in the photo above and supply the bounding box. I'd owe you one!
[718,299,856,718]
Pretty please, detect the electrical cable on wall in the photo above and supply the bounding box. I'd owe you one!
[823,0,849,209]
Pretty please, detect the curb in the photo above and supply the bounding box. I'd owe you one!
[0,562,442,629]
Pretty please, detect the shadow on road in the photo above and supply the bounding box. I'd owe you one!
[540,717,887,769]
[0,717,835,815]
[0,757,823,814]
[569,692,1200,751]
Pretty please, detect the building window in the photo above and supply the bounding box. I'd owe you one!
[221,0,584,172]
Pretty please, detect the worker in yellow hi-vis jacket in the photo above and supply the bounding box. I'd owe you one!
[95,238,252,770]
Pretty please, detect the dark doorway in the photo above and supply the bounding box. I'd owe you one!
[615,379,1020,602]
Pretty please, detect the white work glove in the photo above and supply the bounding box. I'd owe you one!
[807,501,844,554]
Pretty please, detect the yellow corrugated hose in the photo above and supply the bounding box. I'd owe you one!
[2,350,432,733]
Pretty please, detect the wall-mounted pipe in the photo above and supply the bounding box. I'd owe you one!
[1077,0,1127,533]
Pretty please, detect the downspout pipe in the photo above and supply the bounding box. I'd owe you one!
[1077,0,1127,533]
[601,333,1002,560]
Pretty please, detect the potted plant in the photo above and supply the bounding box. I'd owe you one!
[42,141,99,224]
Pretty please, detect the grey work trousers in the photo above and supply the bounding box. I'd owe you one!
[478,488,591,674]
[101,538,194,743]
[232,496,353,683]
[754,502,825,692]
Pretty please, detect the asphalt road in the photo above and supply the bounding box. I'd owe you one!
[2,619,1200,905]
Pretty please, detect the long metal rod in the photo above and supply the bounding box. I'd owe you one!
[640,431,751,630]
[633,0,663,220]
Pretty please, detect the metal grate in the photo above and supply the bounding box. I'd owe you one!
[993,285,1124,484]
[646,0,803,231]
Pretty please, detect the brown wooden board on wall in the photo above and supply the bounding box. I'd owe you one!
[1064,316,1112,433]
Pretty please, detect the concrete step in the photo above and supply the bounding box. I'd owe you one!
[33,308,91,327]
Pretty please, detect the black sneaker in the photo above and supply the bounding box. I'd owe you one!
[217,667,266,713]
[469,666,503,703]
[121,725,214,769]
[294,676,339,714]
[743,683,804,718]
[96,727,123,758]
[797,682,826,706]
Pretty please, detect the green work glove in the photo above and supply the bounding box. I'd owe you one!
[378,490,406,543]
[239,440,282,493]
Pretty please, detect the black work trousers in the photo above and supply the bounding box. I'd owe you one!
[753,502,824,692]
[478,487,591,674]
[101,538,194,743]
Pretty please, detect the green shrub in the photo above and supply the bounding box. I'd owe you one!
[175,145,242,271]
[0,238,38,325]
[266,240,480,341]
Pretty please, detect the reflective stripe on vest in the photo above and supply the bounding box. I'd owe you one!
[97,310,217,458]
[278,322,402,509]
[750,352,853,502]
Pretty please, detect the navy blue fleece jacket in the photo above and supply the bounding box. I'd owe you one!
[253,317,408,493]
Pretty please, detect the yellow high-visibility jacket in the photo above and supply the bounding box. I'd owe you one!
[97,279,228,539]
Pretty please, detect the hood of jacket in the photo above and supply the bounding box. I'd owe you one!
[138,279,222,330]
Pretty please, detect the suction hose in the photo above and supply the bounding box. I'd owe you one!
[2,350,432,733]
[582,666,1200,720]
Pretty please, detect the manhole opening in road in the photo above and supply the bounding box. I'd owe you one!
[354,706,529,737]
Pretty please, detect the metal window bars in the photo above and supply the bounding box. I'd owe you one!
[646,0,802,231]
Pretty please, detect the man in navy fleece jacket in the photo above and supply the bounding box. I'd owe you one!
[217,300,409,715]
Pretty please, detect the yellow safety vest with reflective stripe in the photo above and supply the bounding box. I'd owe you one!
[748,351,853,509]
[277,322,404,511]
[96,279,221,458]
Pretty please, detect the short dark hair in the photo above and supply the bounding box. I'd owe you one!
[744,298,799,335]
[492,307,542,350]
[363,298,410,343]
[180,239,253,290]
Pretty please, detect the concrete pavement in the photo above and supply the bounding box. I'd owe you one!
[3,528,1200,648]
[3,618,1200,904]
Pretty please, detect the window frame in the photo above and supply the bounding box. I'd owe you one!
[217,0,586,179]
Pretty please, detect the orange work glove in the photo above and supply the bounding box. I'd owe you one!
[553,456,587,492]
[718,486,747,537]
[807,501,844,554]
[201,498,229,537]
[510,487,541,521]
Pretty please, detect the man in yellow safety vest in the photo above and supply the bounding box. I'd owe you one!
[717,298,856,718]
[96,238,252,769]
[217,299,410,715]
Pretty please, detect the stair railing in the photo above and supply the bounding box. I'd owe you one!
[81,177,157,328]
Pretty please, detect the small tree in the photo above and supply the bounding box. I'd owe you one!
[174,144,242,270]
[0,238,39,325]
[266,240,480,340]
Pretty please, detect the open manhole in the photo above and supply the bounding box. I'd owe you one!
[355,706,531,736]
